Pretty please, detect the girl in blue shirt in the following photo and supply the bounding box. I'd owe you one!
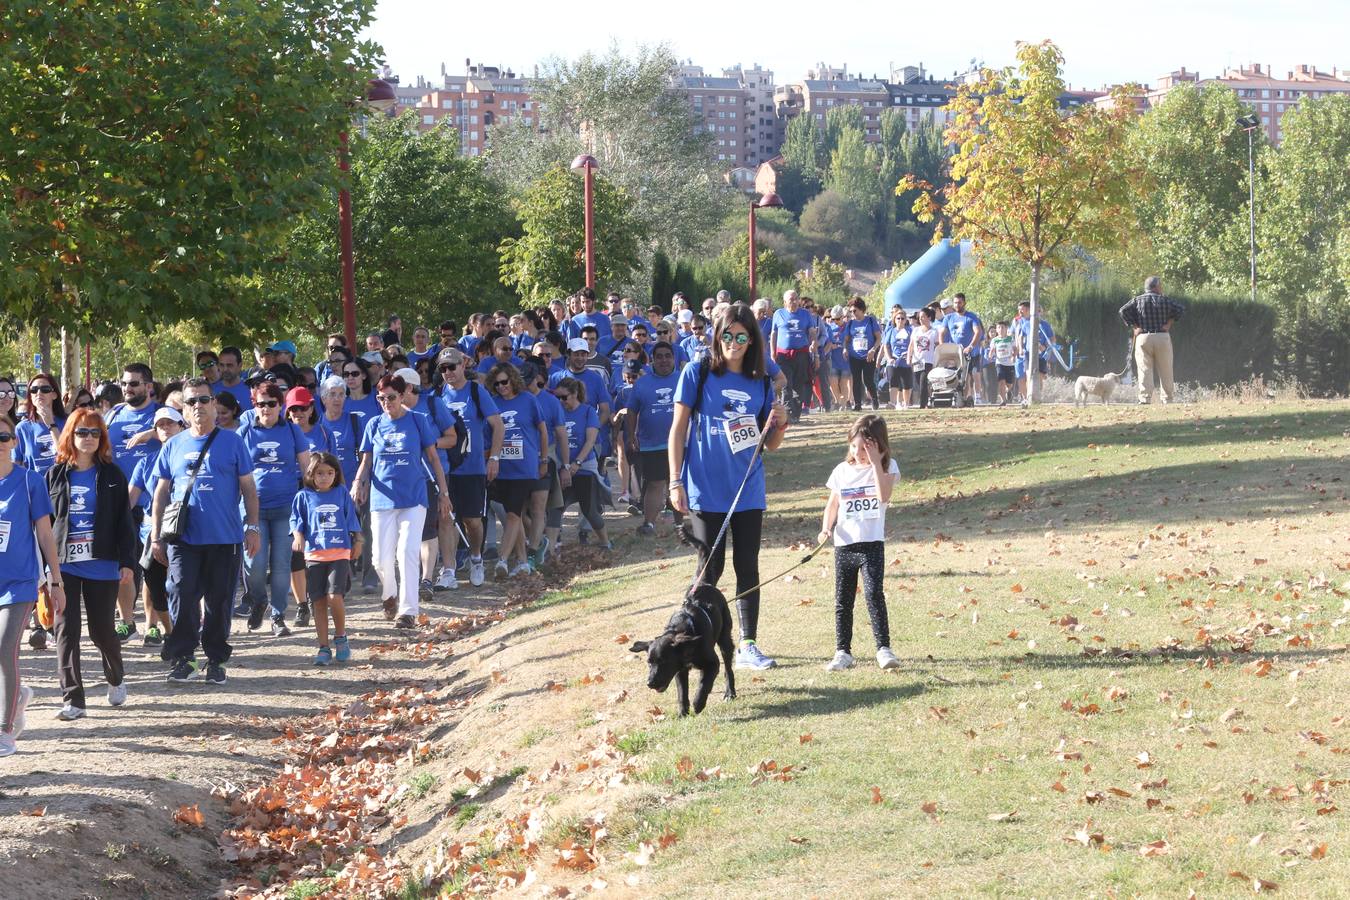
[668,304,787,672]
[555,377,609,549]
[291,453,362,666]
[880,305,915,409]
[486,364,547,579]
[842,298,882,411]
[15,374,67,475]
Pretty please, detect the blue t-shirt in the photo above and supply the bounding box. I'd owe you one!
[827,322,846,369]
[843,315,881,360]
[440,382,500,477]
[360,411,438,511]
[1013,318,1055,360]
[674,363,773,514]
[477,356,519,376]
[627,370,680,452]
[680,335,710,362]
[129,455,155,544]
[407,347,437,367]
[105,402,161,479]
[771,307,814,352]
[883,323,913,366]
[598,336,634,369]
[296,421,336,456]
[239,419,306,510]
[14,417,66,474]
[458,334,481,357]
[531,389,566,461]
[943,311,984,357]
[62,466,120,581]
[212,379,254,411]
[290,486,361,555]
[151,428,253,546]
[757,316,773,345]
[548,368,611,414]
[561,402,600,473]
[572,312,610,335]
[319,408,361,485]
[510,333,536,355]
[344,392,381,437]
[0,466,53,606]
[492,392,544,480]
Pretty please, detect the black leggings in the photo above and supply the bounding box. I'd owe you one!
[558,472,605,532]
[848,356,878,409]
[912,363,932,408]
[834,541,890,653]
[686,508,763,642]
[56,574,125,709]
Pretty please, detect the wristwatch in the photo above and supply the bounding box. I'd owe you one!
[244,523,261,534]
[489,453,500,461]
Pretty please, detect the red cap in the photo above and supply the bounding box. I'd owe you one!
[284,386,314,408]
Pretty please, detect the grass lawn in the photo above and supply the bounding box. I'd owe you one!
[587,401,1350,897]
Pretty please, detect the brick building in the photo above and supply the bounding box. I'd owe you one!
[406,61,537,156]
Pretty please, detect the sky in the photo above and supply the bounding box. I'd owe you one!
[363,0,1347,91]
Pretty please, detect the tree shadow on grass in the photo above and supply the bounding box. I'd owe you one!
[721,683,926,722]
[914,644,1347,672]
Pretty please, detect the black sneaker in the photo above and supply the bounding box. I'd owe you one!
[246,601,267,630]
[295,603,311,629]
[167,659,198,684]
[143,625,164,647]
[115,621,136,643]
[204,664,227,686]
[394,614,416,629]
[27,627,48,651]
[233,599,252,617]
[270,616,292,638]
[637,522,656,537]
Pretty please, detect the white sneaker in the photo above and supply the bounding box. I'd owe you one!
[734,642,777,670]
[12,685,32,738]
[509,561,532,577]
[825,650,855,671]
[434,568,458,591]
[876,647,900,670]
[494,560,509,581]
[469,559,485,587]
[0,733,15,758]
[55,703,87,721]
[107,683,128,706]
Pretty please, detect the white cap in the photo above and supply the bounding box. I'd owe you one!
[153,407,185,426]
[567,338,590,354]
[939,298,952,309]
[677,309,694,323]
[393,367,420,385]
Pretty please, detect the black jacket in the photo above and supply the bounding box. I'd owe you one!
[46,460,138,571]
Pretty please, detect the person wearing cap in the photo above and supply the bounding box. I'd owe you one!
[269,340,298,368]
[436,347,504,587]
[236,381,311,637]
[127,407,186,650]
[548,339,612,447]
[360,350,386,384]
[104,362,161,643]
[598,315,633,370]
[664,293,690,325]
[390,367,458,595]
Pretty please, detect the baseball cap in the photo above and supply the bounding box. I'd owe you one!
[284,386,314,408]
[435,348,462,366]
[393,367,420,385]
[677,309,694,323]
[939,298,952,309]
[610,314,628,326]
[268,340,298,357]
[153,407,185,426]
[567,338,590,353]
[361,351,384,365]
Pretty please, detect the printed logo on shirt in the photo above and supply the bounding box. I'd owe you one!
[69,484,91,512]
[499,410,519,431]
[317,503,340,531]
[183,451,216,492]
[382,430,407,453]
[654,387,674,406]
[720,388,751,416]
[36,432,56,457]
[256,441,281,464]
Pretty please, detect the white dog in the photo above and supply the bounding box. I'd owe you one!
[1074,371,1122,406]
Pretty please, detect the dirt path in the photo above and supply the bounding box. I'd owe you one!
[0,580,509,900]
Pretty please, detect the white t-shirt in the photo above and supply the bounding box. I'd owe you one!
[909,325,938,367]
[827,458,900,547]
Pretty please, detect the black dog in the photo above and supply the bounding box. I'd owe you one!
[629,583,736,716]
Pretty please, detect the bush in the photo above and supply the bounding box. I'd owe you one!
[800,190,874,257]
[1043,278,1276,385]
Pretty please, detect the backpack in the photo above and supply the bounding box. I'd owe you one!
[444,381,482,472]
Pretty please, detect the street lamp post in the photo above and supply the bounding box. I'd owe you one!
[1237,114,1259,304]
[570,154,598,290]
[339,78,397,350]
[748,191,783,302]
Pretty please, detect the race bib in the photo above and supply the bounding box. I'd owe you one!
[0,520,10,553]
[66,537,94,562]
[501,440,524,460]
[840,486,881,521]
[852,333,870,352]
[723,415,760,455]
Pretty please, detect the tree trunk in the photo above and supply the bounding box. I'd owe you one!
[60,327,81,397]
[1028,262,1042,404]
[38,318,51,375]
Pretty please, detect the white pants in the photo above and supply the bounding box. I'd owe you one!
[372,506,427,617]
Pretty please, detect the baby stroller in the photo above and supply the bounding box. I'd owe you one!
[927,343,967,408]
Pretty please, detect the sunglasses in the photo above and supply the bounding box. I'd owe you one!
[73,427,101,438]
[377,393,401,403]
[721,331,750,346]
[287,404,312,412]
[119,380,143,388]
[197,361,217,370]
[255,400,280,409]
[328,345,343,352]
[76,400,95,409]
[492,379,511,388]
[555,392,573,401]
[0,432,12,443]
[30,385,55,395]
[344,370,362,377]
[439,363,459,372]
[184,395,214,406]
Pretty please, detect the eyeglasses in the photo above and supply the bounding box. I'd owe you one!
[0,390,13,399]
[255,400,280,409]
[439,362,460,372]
[327,345,343,352]
[119,380,143,388]
[377,393,401,404]
[721,331,750,346]
[31,385,55,395]
[197,361,218,370]
[183,395,214,406]
[555,393,573,401]
[492,379,511,388]
[0,432,13,443]
[494,321,508,328]
[73,427,101,438]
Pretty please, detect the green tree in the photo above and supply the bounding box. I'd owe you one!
[827,127,876,211]
[499,164,646,302]
[716,232,793,288]
[487,44,731,258]
[892,115,947,225]
[1129,82,1260,289]
[900,41,1136,401]
[823,105,865,158]
[797,255,850,305]
[259,113,518,340]
[800,190,874,255]
[0,0,380,340]
[1257,95,1350,391]
[779,115,825,214]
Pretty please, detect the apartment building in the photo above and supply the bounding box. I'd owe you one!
[407,61,537,156]
[775,63,892,142]
[673,64,784,168]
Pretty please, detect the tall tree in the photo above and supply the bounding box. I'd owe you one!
[823,105,865,159]
[893,116,947,224]
[779,114,825,214]
[258,113,519,340]
[0,0,380,340]
[498,164,646,302]
[487,44,731,258]
[900,41,1136,401]
[1129,82,1260,289]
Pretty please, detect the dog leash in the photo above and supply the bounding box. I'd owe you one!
[728,535,831,602]
[687,422,772,593]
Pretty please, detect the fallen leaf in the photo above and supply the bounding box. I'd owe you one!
[1140,839,1172,858]
[987,810,1018,822]
[614,633,631,644]
[1310,843,1328,860]
[799,733,814,744]
[173,804,205,829]
[787,836,809,845]
[870,786,883,805]
[21,805,46,817]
